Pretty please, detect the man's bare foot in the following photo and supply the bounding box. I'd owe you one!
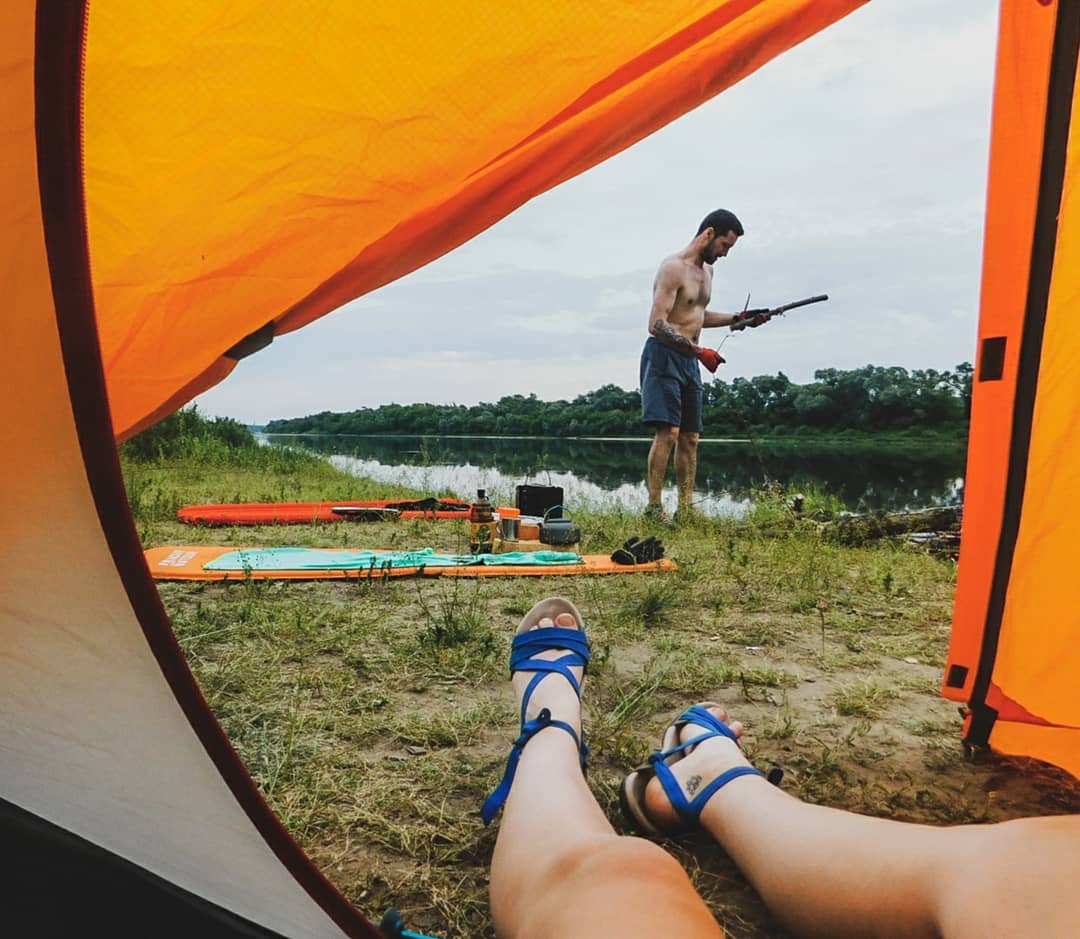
[644,505,675,530]
[642,705,754,830]
[512,611,585,739]
[673,506,703,526]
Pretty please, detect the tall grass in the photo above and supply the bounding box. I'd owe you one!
[120,405,318,470]
[120,406,438,518]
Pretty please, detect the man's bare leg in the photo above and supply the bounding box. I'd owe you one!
[674,431,699,514]
[646,425,679,512]
[641,706,1080,939]
[489,612,722,939]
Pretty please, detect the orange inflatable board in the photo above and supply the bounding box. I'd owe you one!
[177,499,470,526]
[146,545,677,581]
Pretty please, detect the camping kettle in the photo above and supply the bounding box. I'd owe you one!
[539,516,581,546]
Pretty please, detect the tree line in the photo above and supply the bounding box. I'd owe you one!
[265,363,973,438]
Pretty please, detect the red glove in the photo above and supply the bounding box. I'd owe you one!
[696,347,725,373]
[731,308,772,331]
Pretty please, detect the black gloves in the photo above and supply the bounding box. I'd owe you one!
[611,535,665,565]
[730,308,772,331]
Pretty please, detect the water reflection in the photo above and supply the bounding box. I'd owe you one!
[263,434,965,516]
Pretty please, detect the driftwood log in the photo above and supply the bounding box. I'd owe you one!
[816,504,963,552]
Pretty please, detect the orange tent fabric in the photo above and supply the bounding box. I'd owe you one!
[83,0,869,440]
[3,5,374,935]
[943,0,1080,778]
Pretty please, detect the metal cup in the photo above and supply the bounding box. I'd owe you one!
[501,516,519,540]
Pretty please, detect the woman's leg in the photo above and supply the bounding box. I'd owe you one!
[641,705,1080,939]
[488,610,723,939]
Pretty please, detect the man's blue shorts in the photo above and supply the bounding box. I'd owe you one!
[639,337,703,433]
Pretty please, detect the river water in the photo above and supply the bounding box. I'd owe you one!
[262,433,965,517]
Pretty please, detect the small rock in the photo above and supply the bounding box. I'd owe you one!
[904,657,920,665]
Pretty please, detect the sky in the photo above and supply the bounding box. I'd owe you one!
[194,0,1000,426]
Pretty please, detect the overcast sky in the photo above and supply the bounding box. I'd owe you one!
[194,0,999,426]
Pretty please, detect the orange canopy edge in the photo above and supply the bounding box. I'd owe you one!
[81,0,869,440]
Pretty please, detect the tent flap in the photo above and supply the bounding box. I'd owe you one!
[81,0,869,439]
[944,0,1080,780]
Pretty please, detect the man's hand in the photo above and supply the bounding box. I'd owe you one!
[696,347,725,373]
[730,308,772,331]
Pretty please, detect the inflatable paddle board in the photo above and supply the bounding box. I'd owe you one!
[146,545,677,580]
[177,497,470,526]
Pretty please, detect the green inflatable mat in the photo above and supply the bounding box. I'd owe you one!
[203,546,583,572]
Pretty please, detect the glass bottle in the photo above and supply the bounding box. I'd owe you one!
[469,488,496,555]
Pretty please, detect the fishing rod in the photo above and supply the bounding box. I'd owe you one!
[730,293,829,331]
[698,293,830,506]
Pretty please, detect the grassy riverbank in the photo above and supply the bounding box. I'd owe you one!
[124,439,1079,939]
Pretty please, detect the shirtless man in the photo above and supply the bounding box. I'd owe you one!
[639,209,766,521]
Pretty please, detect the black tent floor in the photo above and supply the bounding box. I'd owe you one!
[1,796,291,938]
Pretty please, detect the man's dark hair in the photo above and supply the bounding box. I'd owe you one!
[697,209,743,238]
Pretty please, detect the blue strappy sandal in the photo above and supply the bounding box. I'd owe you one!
[620,703,766,835]
[481,597,590,826]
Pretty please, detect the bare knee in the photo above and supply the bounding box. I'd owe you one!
[518,835,720,938]
[933,816,1080,938]
[563,833,684,886]
[678,431,700,450]
[653,425,680,448]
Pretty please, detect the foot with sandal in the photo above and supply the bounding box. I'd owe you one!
[485,600,1080,939]
[485,597,724,938]
[621,701,767,836]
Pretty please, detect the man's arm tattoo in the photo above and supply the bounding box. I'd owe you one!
[652,319,695,354]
